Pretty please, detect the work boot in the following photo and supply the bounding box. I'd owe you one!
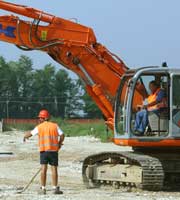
[38,187,46,195]
[53,186,63,195]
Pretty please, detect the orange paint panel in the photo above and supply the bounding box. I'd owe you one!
[114,138,180,147]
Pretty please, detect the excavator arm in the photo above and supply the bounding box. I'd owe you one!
[0,1,128,128]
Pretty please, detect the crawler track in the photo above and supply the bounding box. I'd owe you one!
[82,151,164,190]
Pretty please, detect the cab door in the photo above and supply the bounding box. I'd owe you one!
[171,73,180,137]
[114,74,133,138]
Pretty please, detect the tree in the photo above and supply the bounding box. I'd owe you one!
[8,55,34,118]
[78,80,102,118]
[0,54,100,119]
[31,64,56,117]
[54,69,83,118]
[0,56,19,118]
[82,92,102,118]
[65,79,84,118]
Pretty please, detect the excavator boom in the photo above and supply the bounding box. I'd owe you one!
[0,1,128,128]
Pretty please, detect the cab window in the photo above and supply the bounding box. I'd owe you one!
[130,74,169,137]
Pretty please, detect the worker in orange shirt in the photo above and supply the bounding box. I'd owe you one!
[24,109,65,195]
[134,80,167,135]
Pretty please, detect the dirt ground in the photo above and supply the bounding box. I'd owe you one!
[0,131,180,200]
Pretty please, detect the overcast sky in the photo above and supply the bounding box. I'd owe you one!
[0,0,180,78]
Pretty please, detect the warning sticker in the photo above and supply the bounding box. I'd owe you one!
[41,30,47,41]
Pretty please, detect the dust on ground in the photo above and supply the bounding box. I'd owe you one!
[0,130,179,200]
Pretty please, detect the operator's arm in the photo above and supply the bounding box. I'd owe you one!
[145,100,158,108]
[145,90,165,109]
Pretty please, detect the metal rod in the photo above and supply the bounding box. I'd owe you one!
[77,63,95,86]
[0,1,54,23]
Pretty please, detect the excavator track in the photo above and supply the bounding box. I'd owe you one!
[82,151,164,191]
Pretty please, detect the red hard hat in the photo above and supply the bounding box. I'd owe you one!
[38,109,50,119]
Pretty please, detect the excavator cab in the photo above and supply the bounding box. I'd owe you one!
[114,66,180,147]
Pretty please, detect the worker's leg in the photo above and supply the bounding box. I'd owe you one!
[135,109,148,133]
[135,110,144,131]
[49,151,59,187]
[51,165,58,187]
[49,152,63,194]
[51,165,63,194]
[40,151,49,190]
[41,164,48,187]
[141,110,148,131]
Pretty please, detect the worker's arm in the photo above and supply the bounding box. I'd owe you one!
[58,134,65,150]
[23,131,32,142]
[23,127,38,142]
[57,126,65,150]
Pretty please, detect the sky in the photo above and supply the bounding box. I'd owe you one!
[0,0,180,78]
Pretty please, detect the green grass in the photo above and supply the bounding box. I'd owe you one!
[53,118,113,142]
[3,118,113,142]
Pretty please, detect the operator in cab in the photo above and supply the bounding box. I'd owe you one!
[134,80,167,135]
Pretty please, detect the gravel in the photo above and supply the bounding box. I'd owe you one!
[0,131,180,199]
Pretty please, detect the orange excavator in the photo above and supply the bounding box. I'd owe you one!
[1,1,180,190]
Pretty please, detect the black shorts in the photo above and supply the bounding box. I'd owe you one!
[40,151,58,166]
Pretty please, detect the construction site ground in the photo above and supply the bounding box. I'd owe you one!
[0,130,179,200]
